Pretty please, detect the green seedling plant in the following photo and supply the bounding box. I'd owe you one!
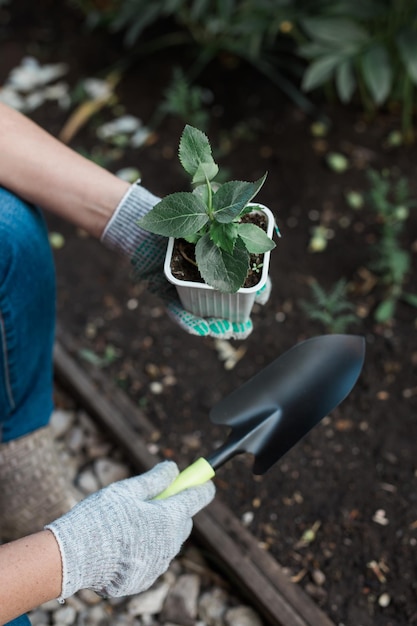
[299,279,358,334]
[155,67,210,130]
[366,169,417,322]
[138,125,276,293]
[78,345,120,369]
[251,261,264,274]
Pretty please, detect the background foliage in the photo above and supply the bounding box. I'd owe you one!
[71,0,417,136]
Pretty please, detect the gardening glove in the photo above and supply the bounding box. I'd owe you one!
[45,461,215,601]
[101,180,271,340]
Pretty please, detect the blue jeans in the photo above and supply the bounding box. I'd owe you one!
[5,616,31,626]
[0,186,56,443]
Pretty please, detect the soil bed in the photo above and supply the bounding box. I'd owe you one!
[2,4,417,626]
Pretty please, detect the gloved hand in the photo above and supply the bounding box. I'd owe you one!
[45,462,215,600]
[101,180,271,340]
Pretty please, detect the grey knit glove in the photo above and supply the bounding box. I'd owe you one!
[45,462,215,600]
[101,180,270,340]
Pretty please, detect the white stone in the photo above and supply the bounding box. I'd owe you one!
[149,381,164,395]
[378,593,391,607]
[82,604,109,624]
[198,588,228,625]
[130,127,152,148]
[65,595,86,612]
[25,90,47,111]
[373,509,389,526]
[165,573,200,618]
[39,599,62,612]
[97,115,141,140]
[241,511,254,526]
[27,609,49,626]
[312,568,326,586]
[50,409,75,438]
[44,82,70,102]
[116,168,141,183]
[127,582,171,616]
[0,86,26,110]
[224,605,263,626]
[7,57,68,92]
[76,588,102,606]
[83,77,112,100]
[77,468,100,494]
[94,458,130,487]
[66,426,84,454]
[53,605,77,625]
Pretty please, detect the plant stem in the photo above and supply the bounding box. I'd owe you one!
[206,174,213,218]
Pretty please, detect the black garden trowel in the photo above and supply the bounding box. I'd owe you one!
[156,334,365,499]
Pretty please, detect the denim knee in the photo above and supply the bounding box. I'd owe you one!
[4,616,32,626]
[0,187,56,441]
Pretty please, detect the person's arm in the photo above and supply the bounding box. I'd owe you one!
[0,530,62,623]
[0,102,129,238]
[0,103,269,339]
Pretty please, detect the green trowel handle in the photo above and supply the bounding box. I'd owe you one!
[154,457,215,500]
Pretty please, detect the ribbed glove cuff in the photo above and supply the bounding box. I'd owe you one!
[46,494,109,600]
[101,180,160,257]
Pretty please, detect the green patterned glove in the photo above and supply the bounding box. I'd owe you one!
[101,180,271,340]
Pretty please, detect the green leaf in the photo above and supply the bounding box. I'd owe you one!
[397,29,417,84]
[212,174,267,223]
[237,223,275,253]
[240,203,261,217]
[178,125,218,182]
[138,192,209,237]
[336,59,356,103]
[193,183,210,204]
[78,348,106,367]
[195,235,249,293]
[192,161,219,185]
[302,54,342,91]
[210,221,238,254]
[401,292,417,308]
[326,152,349,172]
[298,42,334,60]
[301,17,369,47]
[361,44,392,105]
[374,298,396,322]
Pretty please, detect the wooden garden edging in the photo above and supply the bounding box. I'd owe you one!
[53,329,336,626]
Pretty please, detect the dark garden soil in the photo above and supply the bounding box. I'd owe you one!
[2,3,417,625]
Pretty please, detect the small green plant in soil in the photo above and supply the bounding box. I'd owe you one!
[155,67,210,131]
[366,169,417,322]
[78,344,120,368]
[299,279,358,333]
[138,124,276,293]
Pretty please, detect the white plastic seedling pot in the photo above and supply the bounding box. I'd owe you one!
[164,205,275,323]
